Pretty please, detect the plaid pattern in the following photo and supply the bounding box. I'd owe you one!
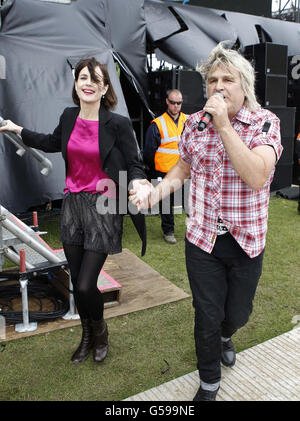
[178,106,282,258]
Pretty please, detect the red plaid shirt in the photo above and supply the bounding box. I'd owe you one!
[178,106,282,258]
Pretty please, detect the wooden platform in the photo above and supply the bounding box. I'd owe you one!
[1,248,189,341]
[98,269,122,308]
[124,327,300,401]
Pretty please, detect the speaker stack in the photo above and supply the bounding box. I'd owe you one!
[245,43,296,191]
[288,55,300,185]
[267,106,296,190]
[148,69,205,116]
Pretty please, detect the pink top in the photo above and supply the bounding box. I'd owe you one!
[64,117,114,196]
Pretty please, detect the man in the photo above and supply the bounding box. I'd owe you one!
[143,89,187,244]
[131,43,282,401]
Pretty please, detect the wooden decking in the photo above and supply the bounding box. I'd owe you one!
[124,327,300,401]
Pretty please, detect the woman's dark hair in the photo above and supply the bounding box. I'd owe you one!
[72,57,117,110]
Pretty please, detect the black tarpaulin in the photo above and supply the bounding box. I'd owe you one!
[147,1,300,67]
[145,0,182,42]
[0,0,148,212]
[146,0,237,67]
[217,10,300,55]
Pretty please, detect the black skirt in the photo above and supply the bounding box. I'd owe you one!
[60,191,123,254]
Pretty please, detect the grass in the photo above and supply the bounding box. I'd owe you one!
[0,196,299,401]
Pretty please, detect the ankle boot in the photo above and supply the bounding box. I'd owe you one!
[91,319,108,363]
[71,319,94,363]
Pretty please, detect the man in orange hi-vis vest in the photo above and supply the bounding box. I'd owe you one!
[144,89,187,244]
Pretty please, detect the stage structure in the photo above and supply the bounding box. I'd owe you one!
[0,204,122,333]
[0,116,53,176]
[0,204,72,333]
[272,0,300,22]
[1,0,300,213]
[179,0,272,17]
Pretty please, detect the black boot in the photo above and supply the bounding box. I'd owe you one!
[71,319,94,363]
[91,319,108,363]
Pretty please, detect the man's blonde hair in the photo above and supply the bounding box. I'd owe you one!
[197,42,260,112]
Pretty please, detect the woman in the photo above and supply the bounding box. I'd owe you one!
[0,57,148,363]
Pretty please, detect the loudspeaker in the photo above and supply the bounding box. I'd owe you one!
[287,55,300,112]
[278,137,295,165]
[266,106,296,137]
[148,69,205,116]
[148,70,174,115]
[266,106,296,165]
[266,106,296,190]
[244,43,288,107]
[271,163,293,191]
[176,70,205,115]
[245,43,288,75]
[256,75,287,107]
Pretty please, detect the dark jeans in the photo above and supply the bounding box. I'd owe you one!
[185,234,264,384]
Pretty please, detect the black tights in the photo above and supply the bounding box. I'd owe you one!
[63,244,107,321]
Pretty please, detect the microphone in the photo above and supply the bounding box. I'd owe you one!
[198,92,224,131]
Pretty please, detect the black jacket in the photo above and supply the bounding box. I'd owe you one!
[21,106,147,255]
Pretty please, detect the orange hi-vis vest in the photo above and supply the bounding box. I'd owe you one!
[153,112,187,173]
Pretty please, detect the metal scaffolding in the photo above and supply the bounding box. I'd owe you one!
[272,0,300,22]
[0,206,79,333]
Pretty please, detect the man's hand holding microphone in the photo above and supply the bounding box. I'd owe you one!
[198,92,228,132]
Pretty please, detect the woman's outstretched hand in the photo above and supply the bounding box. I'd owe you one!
[0,119,23,136]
